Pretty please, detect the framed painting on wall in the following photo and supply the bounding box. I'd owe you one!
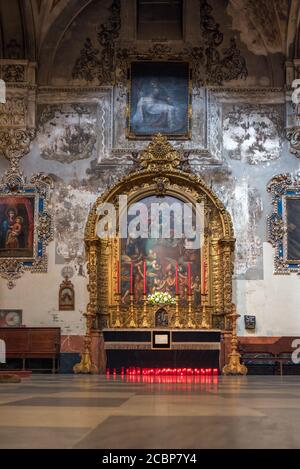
[0,196,35,259]
[0,172,53,289]
[0,309,22,327]
[59,278,75,311]
[127,61,191,139]
[268,174,300,274]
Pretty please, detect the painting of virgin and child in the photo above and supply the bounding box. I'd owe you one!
[0,196,35,258]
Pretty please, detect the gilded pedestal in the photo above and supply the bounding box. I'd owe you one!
[222,305,247,375]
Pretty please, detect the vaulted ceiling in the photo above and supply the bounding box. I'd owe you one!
[1,0,300,75]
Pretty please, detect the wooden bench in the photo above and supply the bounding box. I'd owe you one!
[0,327,60,373]
[239,337,298,376]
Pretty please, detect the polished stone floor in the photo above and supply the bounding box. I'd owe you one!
[0,374,300,448]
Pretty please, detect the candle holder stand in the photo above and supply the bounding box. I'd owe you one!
[186,293,196,328]
[113,292,122,327]
[128,294,136,328]
[141,294,150,328]
[223,305,247,375]
[200,293,210,329]
[173,294,182,328]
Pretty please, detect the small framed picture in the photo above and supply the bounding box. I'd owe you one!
[244,315,256,330]
[152,330,171,349]
[59,278,75,311]
[0,309,22,327]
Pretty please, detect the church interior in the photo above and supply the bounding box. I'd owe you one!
[1,0,300,452]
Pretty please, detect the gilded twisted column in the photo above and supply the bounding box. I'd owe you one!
[210,238,223,313]
[220,237,235,327]
[73,239,99,373]
[98,239,109,328]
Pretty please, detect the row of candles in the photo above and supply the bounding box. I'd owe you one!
[106,367,219,376]
[115,260,207,295]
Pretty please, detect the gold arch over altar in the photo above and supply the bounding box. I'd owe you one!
[74,135,236,374]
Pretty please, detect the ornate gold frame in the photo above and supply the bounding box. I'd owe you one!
[267,173,300,274]
[74,135,235,373]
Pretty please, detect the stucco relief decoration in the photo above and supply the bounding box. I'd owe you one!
[0,98,26,127]
[72,0,121,85]
[267,173,300,275]
[198,0,248,86]
[50,183,97,265]
[286,80,300,158]
[37,104,97,163]
[1,64,25,83]
[223,105,283,164]
[215,177,263,277]
[72,0,246,88]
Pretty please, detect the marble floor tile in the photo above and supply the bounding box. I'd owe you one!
[1,375,300,448]
[1,396,130,407]
[0,426,90,449]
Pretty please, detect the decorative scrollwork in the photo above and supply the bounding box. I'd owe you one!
[0,259,24,289]
[72,0,121,84]
[0,128,35,160]
[268,214,285,247]
[154,177,170,196]
[139,134,182,172]
[73,0,247,89]
[286,127,300,158]
[37,212,53,244]
[267,173,293,198]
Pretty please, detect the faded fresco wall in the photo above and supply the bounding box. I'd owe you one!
[1,0,300,344]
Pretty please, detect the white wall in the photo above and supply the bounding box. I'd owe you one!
[236,242,300,336]
[0,242,87,336]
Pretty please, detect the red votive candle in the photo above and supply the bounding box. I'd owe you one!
[130,261,133,295]
[187,262,191,295]
[143,260,146,294]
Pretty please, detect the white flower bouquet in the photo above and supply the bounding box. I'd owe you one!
[147,291,176,305]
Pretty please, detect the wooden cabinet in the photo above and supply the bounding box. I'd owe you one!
[0,327,60,373]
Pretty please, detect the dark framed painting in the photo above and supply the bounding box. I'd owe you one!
[244,315,256,330]
[286,197,300,263]
[127,61,191,139]
[267,174,300,274]
[0,309,22,327]
[0,196,35,258]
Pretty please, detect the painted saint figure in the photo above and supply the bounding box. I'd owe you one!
[6,216,24,249]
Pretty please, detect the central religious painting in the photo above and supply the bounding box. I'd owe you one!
[127,62,191,139]
[120,195,201,306]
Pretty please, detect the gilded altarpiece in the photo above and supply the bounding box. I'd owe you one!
[74,135,235,373]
